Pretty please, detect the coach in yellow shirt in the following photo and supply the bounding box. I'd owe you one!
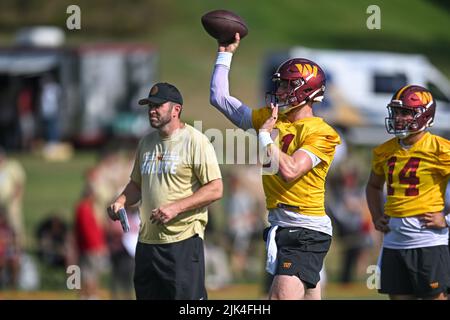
[366,85,450,300]
[108,82,223,300]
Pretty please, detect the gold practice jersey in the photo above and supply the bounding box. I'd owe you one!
[252,107,340,216]
[372,132,450,218]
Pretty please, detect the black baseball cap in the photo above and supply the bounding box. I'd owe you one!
[138,82,183,106]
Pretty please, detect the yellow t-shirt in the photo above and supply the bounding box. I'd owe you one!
[0,159,26,234]
[252,107,341,216]
[0,159,25,203]
[131,124,222,244]
[372,132,450,217]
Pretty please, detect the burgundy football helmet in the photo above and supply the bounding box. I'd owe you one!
[385,85,436,138]
[267,58,326,114]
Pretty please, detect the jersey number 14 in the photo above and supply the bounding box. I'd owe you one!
[387,157,421,196]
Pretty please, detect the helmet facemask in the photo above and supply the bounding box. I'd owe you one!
[266,76,307,114]
[266,76,325,115]
[385,102,434,138]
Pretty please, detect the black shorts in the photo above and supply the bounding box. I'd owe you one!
[379,246,450,298]
[134,235,207,300]
[264,226,332,289]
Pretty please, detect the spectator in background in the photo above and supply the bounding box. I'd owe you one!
[0,205,20,289]
[91,149,134,227]
[332,168,373,284]
[106,207,139,300]
[39,73,62,145]
[36,214,70,269]
[74,171,109,300]
[17,80,36,150]
[0,76,21,150]
[226,173,263,280]
[0,147,26,246]
[87,148,137,299]
[204,206,232,290]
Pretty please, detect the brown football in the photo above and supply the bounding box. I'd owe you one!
[201,9,248,44]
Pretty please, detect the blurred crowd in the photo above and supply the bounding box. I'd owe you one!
[0,144,386,298]
[61,148,139,299]
[0,147,140,299]
[0,130,394,298]
[0,147,25,289]
[0,72,64,152]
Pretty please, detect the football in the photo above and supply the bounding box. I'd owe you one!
[201,9,248,44]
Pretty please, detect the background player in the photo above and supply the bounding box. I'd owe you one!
[366,85,450,300]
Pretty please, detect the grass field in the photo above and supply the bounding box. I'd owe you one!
[15,151,97,246]
[0,282,384,300]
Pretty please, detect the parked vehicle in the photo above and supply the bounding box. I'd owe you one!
[0,27,158,149]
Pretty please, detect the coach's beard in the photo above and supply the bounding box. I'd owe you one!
[149,114,171,129]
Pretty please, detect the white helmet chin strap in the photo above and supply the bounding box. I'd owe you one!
[313,95,324,102]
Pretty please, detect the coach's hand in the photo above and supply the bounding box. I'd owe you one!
[373,214,390,233]
[419,212,447,229]
[151,203,180,225]
[107,202,123,221]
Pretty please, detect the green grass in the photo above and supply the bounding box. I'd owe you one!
[13,151,97,246]
[211,282,383,300]
[0,282,384,300]
[8,150,382,299]
[0,281,384,300]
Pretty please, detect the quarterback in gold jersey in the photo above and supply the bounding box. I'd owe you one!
[210,33,340,300]
[366,85,450,300]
